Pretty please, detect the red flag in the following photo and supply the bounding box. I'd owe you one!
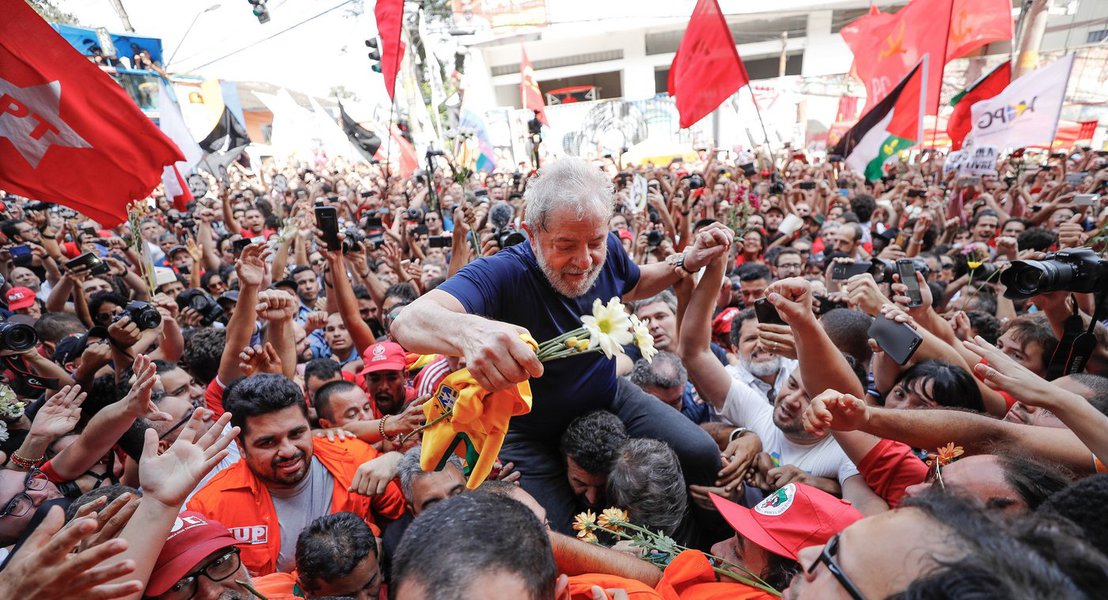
[0,0,184,226]
[375,0,406,101]
[835,96,860,123]
[946,61,1010,150]
[1077,120,1098,142]
[947,0,1013,60]
[841,0,953,115]
[667,0,749,129]
[520,47,548,125]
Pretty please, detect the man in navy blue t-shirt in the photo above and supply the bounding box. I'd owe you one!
[392,158,733,537]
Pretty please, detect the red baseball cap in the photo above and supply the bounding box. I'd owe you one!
[710,482,862,561]
[6,287,35,311]
[711,307,739,337]
[360,341,407,375]
[617,228,634,242]
[146,512,241,596]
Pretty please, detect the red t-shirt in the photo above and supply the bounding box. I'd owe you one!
[856,438,928,508]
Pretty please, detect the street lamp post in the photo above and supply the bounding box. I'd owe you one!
[165,3,220,69]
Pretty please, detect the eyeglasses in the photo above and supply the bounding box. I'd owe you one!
[806,533,866,600]
[159,397,203,441]
[0,469,49,519]
[154,548,242,600]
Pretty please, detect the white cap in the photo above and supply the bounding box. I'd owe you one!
[154,266,178,288]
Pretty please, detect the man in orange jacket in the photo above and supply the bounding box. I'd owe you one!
[187,374,405,577]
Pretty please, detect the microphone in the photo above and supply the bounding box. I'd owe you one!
[489,202,514,230]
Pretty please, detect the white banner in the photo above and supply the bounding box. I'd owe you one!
[969,54,1074,149]
[944,150,968,176]
[960,145,999,176]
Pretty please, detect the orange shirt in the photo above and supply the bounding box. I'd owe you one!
[250,571,301,599]
[655,550,778,600]
[187,437,406,576]
[566,574,663,599]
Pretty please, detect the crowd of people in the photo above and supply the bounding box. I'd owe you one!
[0,140,1107,599]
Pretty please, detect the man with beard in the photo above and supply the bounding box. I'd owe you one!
[725,308,797,404]
[680,256,883,512]
[559,410,628,513]
[187,374,405,576]
[393,157,731,535]
[144,511,259,600]
[359,341,417,418]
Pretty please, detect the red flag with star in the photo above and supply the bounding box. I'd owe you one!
[375,0,406,102]
[0,0,183,226]
[840,0,953,115]
[667,0,749,129]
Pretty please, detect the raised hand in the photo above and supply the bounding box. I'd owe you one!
[350,451,403,497]
[683,222,733,271]
[235,242,268,288]
[138,410,237,509]
[238,342,285,376]
[255,289,298,322]
[122,355,171,422]
[764,277,815,324]
[30,385,86,439]
[0,505,141,600]
[802,389,870,436]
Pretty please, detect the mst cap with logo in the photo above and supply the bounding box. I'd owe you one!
[710,482,862,561]
[360,341,407,375]
[5,286,35,310]
[146,511,241,596]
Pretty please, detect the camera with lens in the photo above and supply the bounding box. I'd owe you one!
[646,230,665,249]
[1000,248,1108,299]
[342,227,367,253]
[179,218,196,230]
[0,322,38,352]
[175,289,224,326]
[406,208,423,222]
[119,300,162,331]
[495,228,527,249]
[769,180,786,195]
[686,173,705,190]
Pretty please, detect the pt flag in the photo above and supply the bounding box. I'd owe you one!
[375,0,406,101]
[969,54,1073,149]
[667,0,749,129]
[0,0,183,226]
[520,47,548,125]
[832,60,927,181]
[946,61,1010,151]
[841,0,1009,115]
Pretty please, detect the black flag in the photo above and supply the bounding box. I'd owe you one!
[197,107,251,177]
[339,102,382,161]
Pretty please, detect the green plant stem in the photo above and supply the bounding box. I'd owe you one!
[584,522,780,597]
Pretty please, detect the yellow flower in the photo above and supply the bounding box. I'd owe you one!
[581,298,633,359]
[573,510,597,541]
[967,261,982,270]
[596,507,629,532]
[935,443,964,465]
[629,315,657,363]
[576,339,590,351]
[564,337,579,349]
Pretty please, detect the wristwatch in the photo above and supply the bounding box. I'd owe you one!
[728,427,751,443]
[667,252,692,277]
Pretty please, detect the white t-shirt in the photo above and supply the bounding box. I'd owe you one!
[718,378,859,484]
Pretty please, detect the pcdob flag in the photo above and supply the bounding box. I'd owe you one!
[969,54,1074,149]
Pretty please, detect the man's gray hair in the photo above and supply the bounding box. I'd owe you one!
[629,351,687,391]
[397,445,464,502]
[607,438,687,536]
[633,289,677,315]
[524,158,614,231]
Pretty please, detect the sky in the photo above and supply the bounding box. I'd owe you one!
[56,0,385,100]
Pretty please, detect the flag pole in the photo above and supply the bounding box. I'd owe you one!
[929,0,956,151]
[747,85,772,151]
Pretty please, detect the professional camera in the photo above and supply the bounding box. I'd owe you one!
[646,230,665,249]
[1000,248,1108,299]
[119,300,162,331]
[0,322,38,353]
[175,290,224,326]
[342,227,367,253]
[488,201,525,249]
[495,228,527,249]
[686,173,706,190]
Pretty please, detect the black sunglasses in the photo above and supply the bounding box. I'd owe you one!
[806,533,866,600]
